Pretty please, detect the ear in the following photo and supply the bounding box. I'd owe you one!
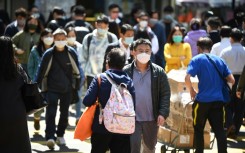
[136,18,140,23]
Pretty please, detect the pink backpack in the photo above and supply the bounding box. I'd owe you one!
[99,74,135,134]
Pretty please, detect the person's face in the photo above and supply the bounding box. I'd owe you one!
[67,31,76,38]
[152,12,159,20]
[54,34,67,41]
[121,30,134,40]
[139,16,149,22]
[28,18,38,25]
[16,15,26,26]
[96,22,108,29]
[173,30,183,37]
[134,44,151,56]
[41,33,53,41]
[109,7,119,19]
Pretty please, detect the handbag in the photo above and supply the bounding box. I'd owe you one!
[74,75,101,141]
[205,54,232,103]
[18,66,48,115]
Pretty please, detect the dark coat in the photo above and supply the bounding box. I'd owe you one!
[0,72,32,153]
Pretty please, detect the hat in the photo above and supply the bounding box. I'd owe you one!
[53,28,67,36]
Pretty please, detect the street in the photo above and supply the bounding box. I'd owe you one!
[29,107,245,153]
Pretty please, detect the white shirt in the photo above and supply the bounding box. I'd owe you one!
[220,43,245,74]
[210,38,231,57]
[119,38,130,60]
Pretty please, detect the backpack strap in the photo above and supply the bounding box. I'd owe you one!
[87,33,93,52]
[104,73,117,86]
[107,33,113,43]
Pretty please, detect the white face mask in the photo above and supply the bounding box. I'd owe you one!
[43,37,54,46]
[136,53,151,64]
[139,21,148,28]
[97,28,108,36]
[124,37,134,45]
[55,40,67,49]
[67,37,76,45]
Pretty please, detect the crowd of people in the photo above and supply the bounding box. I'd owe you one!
[0,2,245,153]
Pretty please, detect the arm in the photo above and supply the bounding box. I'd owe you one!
[164,43,181,64]
[34,52,50,83]
[183,43,192,66]
[80,35,89,71]
[236,66,245,98]
[83,77,99,107]
[185,74,197,100]
[151,34,159,54]
[27,50,36,81]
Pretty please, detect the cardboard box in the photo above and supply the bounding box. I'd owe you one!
[157,126,171,143]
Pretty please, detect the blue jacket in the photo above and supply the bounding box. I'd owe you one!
[27,46,42,81]
[83,69,135,134]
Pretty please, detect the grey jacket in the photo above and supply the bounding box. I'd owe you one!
[123,61,171,120]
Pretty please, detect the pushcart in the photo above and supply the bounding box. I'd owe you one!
[158,101,216,153]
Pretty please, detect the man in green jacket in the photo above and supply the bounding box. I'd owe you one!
[123,38,170,153]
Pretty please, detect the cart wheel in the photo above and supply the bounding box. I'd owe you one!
[184,149,190,153]
[171,149,176,153]
[161,145,167,153]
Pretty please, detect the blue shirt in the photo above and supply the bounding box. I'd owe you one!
[187,53,231,102]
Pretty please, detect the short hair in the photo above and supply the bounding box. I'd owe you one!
[137,11,149,18]
[73,5,85,16]
[207,17,221,30]
[96,14,109,24]
[65,26,75,35]
[190,18,201,31]
[163,6,174,13]
[148,10,158,18]
[167,26,184,44]
[121,24,134,35]
[133,38,152,50]
[219,26,231,38]
[15,7,27,17]
[52,7,65,15]
[230,28,243,42]
[106,48,126,70]
[108,3,120,11]
[197,37,213,51]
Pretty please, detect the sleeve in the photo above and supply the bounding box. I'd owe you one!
[151,33,159,54]
[187,59,198,77]
[80,34,89,72]
[159,70,171,119]
[34,53,49,83]
[128,80,136,110]
[27,50,36,81]
[183,43,192,66]
[83,76,99,107]
[164,43,180,64]
[12,32,21,51]
[237,66,245,92]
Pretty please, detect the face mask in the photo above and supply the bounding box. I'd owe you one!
[67,37,76,45]
[124,37,134,45]
[136,53,151,64]
[139,21,148,28]
[32,13,40,18]
[55,41,67,49]
[149,18,158,26]
[172,35,183,43]
[17,19,25,26]
[164,14,173,21]
[97,28,108,36]
[43,37,54,46]
[28,24,37,31]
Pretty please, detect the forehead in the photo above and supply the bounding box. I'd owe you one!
[140,15,148,20]
[110,7,119,12]
[136,44,151,50]
[124,30,134,36]
[173,30,182,35]
[54,34,66,39]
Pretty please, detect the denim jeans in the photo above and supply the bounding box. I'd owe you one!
[45,91,72,140]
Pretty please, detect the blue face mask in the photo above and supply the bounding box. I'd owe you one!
[97,28,108,36]
[124,37,134,45]
[172,35,183,43]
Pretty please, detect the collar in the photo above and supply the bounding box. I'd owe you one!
[133,60,151,72]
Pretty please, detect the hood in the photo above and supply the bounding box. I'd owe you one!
[185,30,207,42]
[105,69,132,87]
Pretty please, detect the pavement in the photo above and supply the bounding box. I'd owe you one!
[28,107,245,153]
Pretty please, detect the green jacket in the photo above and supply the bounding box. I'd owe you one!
[237,65,245,101]
[123,61,171,120]
[12,31,40,64]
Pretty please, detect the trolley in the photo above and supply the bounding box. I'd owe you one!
[158,101,216,153]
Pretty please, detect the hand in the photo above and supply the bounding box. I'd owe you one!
[16,49,25,54]
[157,115,165,126]
[236,91,241,99]
[190,88,197,101]
[180,56,186,61]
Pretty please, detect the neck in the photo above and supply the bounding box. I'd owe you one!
[135,61,148,72]
[122,40,129,48]
[44,44,51,50]
[56,47,65,52]
[202,50,210,54]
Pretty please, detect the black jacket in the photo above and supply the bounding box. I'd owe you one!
[123,61,170,120]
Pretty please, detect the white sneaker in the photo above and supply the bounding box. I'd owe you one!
[56,137,66,145]
[47,139,55,149]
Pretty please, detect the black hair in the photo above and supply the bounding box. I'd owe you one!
[36,28,53,57]
[65,26,75,35]
[106,48,126,70]
[46,20,59,32]
[230,28,243,42]
[197,37,213,51]
[163,6,174,13]
[15,7,27,17]
[108,3,120,11]
[23,15,42,33]
[137,11,149,18]
[121,24,134,35]
[207,17,221,30]
[133,38,152,50]
[148,10,158,18]
[73,5,85,16]
[96,14,109,24]
[190,18,201,31]
[0,36,17,81]
[219,26,231,38]
[52,7,65,15]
